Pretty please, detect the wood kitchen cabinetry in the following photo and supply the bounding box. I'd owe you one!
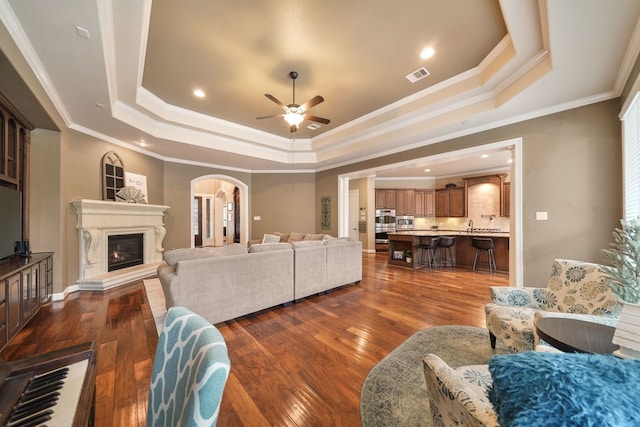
[396,189,415,215]
[435,187,466,217]
[0,253,53,350]
[414,190,435,217]
[375,189,396,209]
[502,182,510,217]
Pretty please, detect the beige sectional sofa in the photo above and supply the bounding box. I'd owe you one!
[157,236,362,324]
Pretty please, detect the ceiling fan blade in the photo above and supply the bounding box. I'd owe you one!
[299,95,324,112]
[290,124,298,133]
[304,114,330,125]
[256,114,284,119]
[264,94,287,109]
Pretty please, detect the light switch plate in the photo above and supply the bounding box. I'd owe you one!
[253,215,261,221]
[536,211,548,220]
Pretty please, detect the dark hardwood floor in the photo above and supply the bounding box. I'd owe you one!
[0,253,508,426]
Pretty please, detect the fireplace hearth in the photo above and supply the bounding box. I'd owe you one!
[108,233,144,272]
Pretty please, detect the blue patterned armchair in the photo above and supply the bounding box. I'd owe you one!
[147,307,231,426]
[485,259,621,353]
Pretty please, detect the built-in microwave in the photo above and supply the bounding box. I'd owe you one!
[396,215,414,230]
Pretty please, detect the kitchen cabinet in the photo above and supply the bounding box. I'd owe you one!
[414,190,435,217]
[502,182,510,217]
[435,188,466,217]
[396,189,415,215]
[375,189,396,209]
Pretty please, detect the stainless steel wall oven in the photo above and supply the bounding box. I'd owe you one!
[375,209,396,244]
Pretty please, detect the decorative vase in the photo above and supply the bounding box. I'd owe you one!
[613,301,640,359]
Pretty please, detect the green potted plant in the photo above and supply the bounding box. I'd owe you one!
[601,218,640,304]
[601,218,640,359]
[405,249,412,264]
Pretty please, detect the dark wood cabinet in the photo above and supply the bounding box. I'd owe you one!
[375,189,396,209]
[436,188,466,217]
[1,253,53,350]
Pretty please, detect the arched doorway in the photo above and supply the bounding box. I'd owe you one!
[191,175,249,247]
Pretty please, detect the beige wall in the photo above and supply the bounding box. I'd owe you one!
[30,129,63,292]
[250,173,316,238]
[58,130,165,290]
[317,99,622,286]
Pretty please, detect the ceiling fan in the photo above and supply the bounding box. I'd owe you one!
[257,71,330,133]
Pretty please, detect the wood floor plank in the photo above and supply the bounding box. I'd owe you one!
[0,253,508,426]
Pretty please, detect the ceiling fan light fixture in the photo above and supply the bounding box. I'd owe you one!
[284,112,304,127]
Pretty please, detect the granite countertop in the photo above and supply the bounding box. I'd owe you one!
[390,229,510,238]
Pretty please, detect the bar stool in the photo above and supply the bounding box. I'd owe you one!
[437,236,456,267]
[417,237,439,271]
[472,237,496,273]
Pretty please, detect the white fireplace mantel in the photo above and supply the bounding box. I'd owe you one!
[72,199,170,291]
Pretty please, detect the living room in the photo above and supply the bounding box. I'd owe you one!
[1,1,639,425]
[0,1,633,294]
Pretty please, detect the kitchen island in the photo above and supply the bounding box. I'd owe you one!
[388,230,509,272]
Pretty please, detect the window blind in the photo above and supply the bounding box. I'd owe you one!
[623,92,640,220]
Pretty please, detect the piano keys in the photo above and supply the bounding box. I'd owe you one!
[0,342,97,427]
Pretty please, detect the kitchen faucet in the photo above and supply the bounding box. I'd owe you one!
[468,219,473,232]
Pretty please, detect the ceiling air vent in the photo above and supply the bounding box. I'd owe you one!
[307,122,321,130]
[406,67,430,83]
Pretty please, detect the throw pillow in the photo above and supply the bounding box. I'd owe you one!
[288,232,305,242]
[261,233,281,244]
[488,351,640,426]
[303,233,325,241]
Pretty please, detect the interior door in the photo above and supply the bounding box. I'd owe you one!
[349,189,359,241]
[194,196,203,247]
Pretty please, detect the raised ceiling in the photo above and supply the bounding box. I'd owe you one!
[1,0,639,175]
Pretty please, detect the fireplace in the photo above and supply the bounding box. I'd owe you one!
[108,233,144,272]
[72,199,169,291]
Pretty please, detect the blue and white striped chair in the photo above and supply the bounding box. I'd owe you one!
[147,307,231,426]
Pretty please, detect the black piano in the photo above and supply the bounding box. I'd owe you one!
[0,342,97,427]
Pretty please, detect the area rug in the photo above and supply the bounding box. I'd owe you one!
[143,278,167,335]
[360,325,509,427]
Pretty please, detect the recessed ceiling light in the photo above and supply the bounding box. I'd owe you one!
[481,154,489,158]
[420,47,435,59]
[193,89,205,98]
[139,141,147,147]
[508,159,513,164]
[424,168,431,172]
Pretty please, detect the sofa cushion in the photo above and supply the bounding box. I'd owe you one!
[164,244,247,267]
[488,351,640,426]
[248,242,292,253]
[261,233,281,244]
[324,237,354,245]
[291,240,325,249]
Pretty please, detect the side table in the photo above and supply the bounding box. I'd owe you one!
[535,317,619,354]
